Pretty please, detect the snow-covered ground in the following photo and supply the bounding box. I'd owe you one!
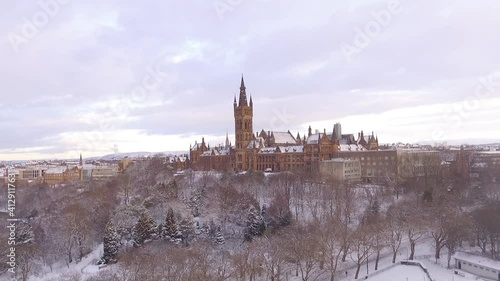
[30,244,104,281]
[367,265,429,281]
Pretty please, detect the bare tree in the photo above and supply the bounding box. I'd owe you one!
[386,205,404,263]
[372,220,389,270]
[400,199,429,260]
[259,237,286,281]
[318,216,344,281]
[445,215,472,268]
[350,225,374,279]
[17,244,37,281]
[280,224,324,281]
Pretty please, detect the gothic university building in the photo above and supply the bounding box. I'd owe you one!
[190,76,379,172]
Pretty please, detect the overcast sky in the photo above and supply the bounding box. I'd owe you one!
[1,0,500,161]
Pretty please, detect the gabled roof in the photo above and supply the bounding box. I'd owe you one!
[306,133,327,144]
[247,137,266,149]
[200,147,231,156]
[271,131,296,144]
[191,142,201,151]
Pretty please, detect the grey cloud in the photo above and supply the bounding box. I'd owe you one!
[1,0,500,157]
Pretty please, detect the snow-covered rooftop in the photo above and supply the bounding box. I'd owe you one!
[454,252,500,270]
[45,167,67,174]
[272,132,296,144]
[279,145,304,153]
[339,144,365,151]
[306,133,327,144]
[477,151,500,155]
[247,137,265,149]
[201,147,230,156]
[259,147,278,154]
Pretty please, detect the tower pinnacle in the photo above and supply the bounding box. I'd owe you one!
[238,75,248,107]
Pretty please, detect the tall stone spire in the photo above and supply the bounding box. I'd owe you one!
[225,131,230,148]
[238,75,248,107]
[79,153,83,166]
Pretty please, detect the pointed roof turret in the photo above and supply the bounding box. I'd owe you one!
[249,95,253,107]
[238,75,248,107]
[233,95,237,107]
[225,131,230,148]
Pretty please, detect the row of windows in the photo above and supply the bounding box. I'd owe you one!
[461,261,497,273]
[360,156,395,161]
[364,162,391,166]
[344,169,360,174]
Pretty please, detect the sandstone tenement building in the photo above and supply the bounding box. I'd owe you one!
[190,76,379,172]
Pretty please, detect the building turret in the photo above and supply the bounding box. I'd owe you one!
[238,76,248,107]
[234,75,254,170]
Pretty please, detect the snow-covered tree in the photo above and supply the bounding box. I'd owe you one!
[15,220,35,245]
[178,216,194,246]
[214,226,225,244]
[244,207,266,241]
[189,186,205,217]
[160,207,178,241]
[132,211,157,247]
[100,222,121,264]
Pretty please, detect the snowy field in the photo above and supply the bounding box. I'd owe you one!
[368,265,429,281]
[365,263,483,281]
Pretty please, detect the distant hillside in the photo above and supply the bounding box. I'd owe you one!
[87,151,189,161]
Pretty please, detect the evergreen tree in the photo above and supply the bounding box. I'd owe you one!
[261,204,267,216]
[161,207,178,241]
[214,226,225,244]
[244,207,266,241]
[178,216,194,246]
[132,211,157,247]
[371,199,380,217]
[189,186,204,217]
[100,222,121,264]
[169,180,178,197]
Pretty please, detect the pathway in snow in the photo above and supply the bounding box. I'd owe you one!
[30,244,105,281]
